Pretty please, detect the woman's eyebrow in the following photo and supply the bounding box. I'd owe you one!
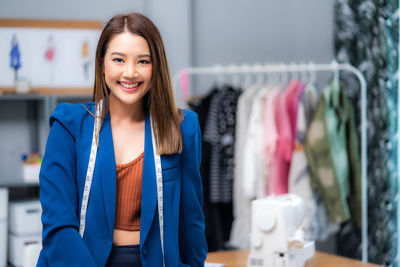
[110,52,150,58]
[110,52,126,57]
[138,54,151,58]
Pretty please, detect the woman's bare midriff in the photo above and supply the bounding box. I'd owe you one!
[113,229,140,245]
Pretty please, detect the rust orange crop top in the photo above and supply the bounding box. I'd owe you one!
[114,152,144,231]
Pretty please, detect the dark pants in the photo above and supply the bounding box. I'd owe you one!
[106,244,141,267]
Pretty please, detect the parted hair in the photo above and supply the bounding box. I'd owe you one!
[92,13,182,154]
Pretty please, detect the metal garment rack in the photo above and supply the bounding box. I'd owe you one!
[174,62,368,262]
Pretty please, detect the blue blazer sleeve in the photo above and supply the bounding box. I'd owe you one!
[179,111,208,266]
[38,104,97,266]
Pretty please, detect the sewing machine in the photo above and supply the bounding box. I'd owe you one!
[247,194,315,267]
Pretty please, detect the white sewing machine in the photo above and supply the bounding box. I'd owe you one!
[247,194,315,267]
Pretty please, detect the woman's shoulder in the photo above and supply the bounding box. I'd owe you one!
[180,109,198,122]
[50,101,95,136]
[179,109,200,137]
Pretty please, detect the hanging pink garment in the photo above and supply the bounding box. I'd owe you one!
[268,81,307,195]
[268,87,293,195]
[263,87,281,163]
[283,81,300,159]
[262,87,281,195]
[286,82,306,151]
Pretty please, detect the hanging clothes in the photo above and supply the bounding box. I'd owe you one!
[305,82,362,227]
[242,87,270,199]
[230,83,260,249]
[303,82,320,127]
[190,87,221,251]
[263,86,281,167]
[192,85,242,251]
[204,86,242,203]
[268,82,298,195]
[288,84,339,241]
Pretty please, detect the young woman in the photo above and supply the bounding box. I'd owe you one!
[37,13,207,267]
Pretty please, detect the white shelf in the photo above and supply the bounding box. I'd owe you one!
[0,178,39,188]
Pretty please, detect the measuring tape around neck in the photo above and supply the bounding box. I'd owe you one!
[79,103,165,266]
[150,117,165,267]
[79,100,102,238]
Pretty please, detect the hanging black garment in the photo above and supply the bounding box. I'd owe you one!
[190,85,242,251]
[204,86,242,204]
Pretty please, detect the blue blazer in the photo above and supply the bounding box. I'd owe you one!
[37,102,207,267]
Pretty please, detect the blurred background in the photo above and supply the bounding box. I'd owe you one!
[0,0,398,266]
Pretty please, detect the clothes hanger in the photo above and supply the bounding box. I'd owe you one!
[290,62,299,82]
[212,64,225,89]
[300,62,308,83]
[308,61,317,85]
[304,62,320,108]
[264,63,274,87]
[253,63,265,89]
[228,64,241,89]
[279,63,288,87]
[241,63,253,89]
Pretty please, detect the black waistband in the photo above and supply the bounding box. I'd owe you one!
[107,244,141,267]
[112,244,140,249]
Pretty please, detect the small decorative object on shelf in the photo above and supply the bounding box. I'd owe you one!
[15,77,30,94]
[9,34,21,81]
[21,152,42,183]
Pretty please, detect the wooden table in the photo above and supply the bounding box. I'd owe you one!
[206,250,382,267]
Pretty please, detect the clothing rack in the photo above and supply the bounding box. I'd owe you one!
[175,62,369,262]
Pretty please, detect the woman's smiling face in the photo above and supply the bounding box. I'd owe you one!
[103,32,152,107]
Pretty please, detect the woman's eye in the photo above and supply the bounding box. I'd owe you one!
[138,59,151,64]
[113,58,124,63]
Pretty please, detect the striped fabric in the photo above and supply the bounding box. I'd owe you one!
[203,86,242,203]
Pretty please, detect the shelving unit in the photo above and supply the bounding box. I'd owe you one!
[0,91,92,185]
[0,17,100,266]
[0,90,91,265]
[0,91,92,174]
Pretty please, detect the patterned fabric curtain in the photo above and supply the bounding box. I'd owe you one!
[335,0,398,265]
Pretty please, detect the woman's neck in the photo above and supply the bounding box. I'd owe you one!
[109,94,145,124]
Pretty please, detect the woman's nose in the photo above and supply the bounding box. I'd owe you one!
[124,64,137,78]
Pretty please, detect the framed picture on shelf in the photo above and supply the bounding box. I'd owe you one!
[0,19,102,95]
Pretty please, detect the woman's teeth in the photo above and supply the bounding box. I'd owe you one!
[120,82,139,89]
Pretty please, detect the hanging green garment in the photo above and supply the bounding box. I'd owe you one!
[305,82,361,227]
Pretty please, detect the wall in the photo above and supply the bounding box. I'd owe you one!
[0,0,147,21]
[146,0,193,105]
[193,0,333,65]
[191,0,335,96]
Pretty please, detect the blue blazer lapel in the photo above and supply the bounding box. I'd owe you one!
[140,115,157,247]
[99,115,117,237]
[97,113,156,245]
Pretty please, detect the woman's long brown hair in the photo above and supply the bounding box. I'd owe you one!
[93,13,182,154]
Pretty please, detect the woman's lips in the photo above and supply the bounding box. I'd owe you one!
[118,81,141,92]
